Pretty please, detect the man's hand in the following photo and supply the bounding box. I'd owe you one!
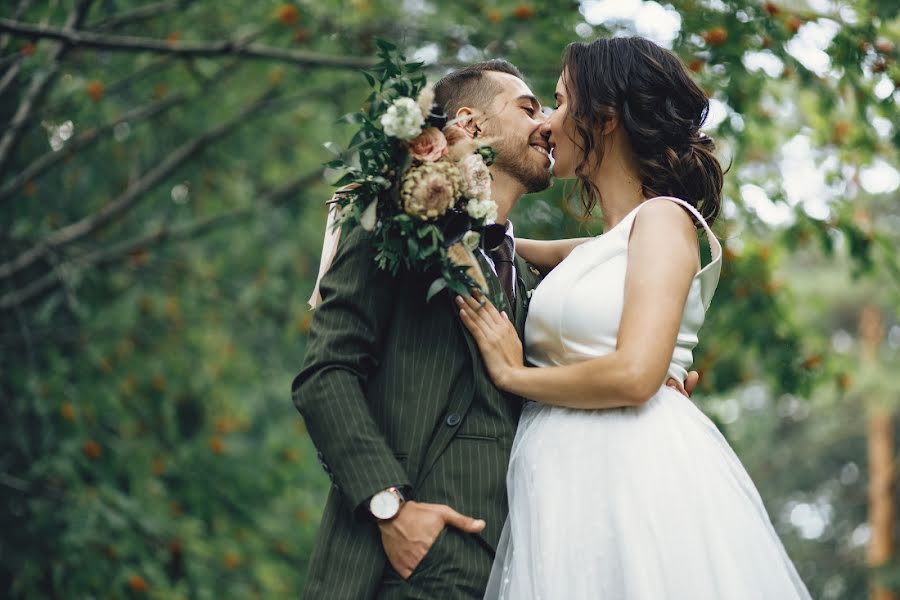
[378,501,485,579]
[665,370,700,398]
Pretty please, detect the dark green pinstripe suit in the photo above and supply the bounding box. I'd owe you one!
[292,225,540,599]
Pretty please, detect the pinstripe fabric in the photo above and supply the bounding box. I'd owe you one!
[292,225,540,599]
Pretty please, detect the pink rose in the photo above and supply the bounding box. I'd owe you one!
[443,125,467,146]
[408,127,448,162]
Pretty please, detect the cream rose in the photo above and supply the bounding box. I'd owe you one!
[459,153,492,201]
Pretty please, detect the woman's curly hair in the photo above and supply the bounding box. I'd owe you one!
[563,36,723,225]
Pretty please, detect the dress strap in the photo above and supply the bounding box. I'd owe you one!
[630,196,722,311]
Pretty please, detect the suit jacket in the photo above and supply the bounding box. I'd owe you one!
[292,225,540,599]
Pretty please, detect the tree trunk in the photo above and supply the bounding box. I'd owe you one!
[861,305,896,600]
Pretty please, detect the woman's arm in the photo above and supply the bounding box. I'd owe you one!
[515,237,593,273]
[459,201,699,409]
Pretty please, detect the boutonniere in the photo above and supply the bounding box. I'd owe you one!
[523,287,536,312]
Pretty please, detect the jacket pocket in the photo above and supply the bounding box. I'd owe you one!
[407,526,448,580]
[453,433,498,442]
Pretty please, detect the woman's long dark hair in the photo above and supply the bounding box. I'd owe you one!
[563,36,723,225]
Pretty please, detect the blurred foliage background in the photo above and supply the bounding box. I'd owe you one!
[1,0,898,598]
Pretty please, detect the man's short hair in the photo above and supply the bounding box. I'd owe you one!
[433,59,524,119]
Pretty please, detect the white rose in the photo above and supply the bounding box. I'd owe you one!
[465,198,498,222]
[483,200,498,223]
[466,198,488,220]
[380,97,425,140]
[462,230,481,251]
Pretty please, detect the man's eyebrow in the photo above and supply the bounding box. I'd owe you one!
[516,94,541,110]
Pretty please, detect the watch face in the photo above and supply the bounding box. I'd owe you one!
[370,490,401,520]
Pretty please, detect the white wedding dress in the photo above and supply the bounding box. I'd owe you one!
[484,197,811,599]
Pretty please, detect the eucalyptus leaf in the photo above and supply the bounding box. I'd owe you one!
[323,142,343,157]
[360,199,378,232]
[426,278,448,302]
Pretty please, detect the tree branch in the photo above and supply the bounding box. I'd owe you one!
[0,0,33,97]
[0,88,275,278]
[0,1,94,177]
[0,84,279,280]
[34,55,179,124]
[89,0,197,32]
[0,169,323,310]
[0,91,188,204]
[0,0,33,53]
[0,18,378,69]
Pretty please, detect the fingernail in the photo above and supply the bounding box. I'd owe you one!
[474,519,485,527]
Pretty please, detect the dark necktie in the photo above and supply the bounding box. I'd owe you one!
[489,236,516,314]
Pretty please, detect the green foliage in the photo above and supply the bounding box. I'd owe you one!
[0,0,898,598]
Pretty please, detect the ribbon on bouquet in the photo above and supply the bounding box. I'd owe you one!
[308,195,343,310]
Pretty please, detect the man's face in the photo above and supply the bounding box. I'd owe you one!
[477,72,552,194]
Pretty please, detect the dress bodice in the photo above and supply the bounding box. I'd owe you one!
[524,196,722,384]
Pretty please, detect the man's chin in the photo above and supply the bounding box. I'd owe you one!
[524,167,553,194]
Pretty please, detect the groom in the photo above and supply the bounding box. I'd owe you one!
[293,60,694,598]
[293,59,553,599]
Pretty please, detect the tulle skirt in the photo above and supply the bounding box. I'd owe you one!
[484,386,812,600]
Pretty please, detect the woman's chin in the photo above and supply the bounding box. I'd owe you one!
[550,163,576,179]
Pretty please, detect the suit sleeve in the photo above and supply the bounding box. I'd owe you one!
[292,225,410,512]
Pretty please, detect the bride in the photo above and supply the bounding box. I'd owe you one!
[456,37,812,599]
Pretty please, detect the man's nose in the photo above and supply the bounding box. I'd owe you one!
[538,118,552,138]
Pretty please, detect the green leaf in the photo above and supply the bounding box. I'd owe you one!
[341,112,366,125]
[360,200,378,231]
[375,38,397,52]
[426,278,448,302]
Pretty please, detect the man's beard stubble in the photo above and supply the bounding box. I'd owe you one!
[491,133,552,194]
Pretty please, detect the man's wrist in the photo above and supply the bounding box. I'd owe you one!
[368,485,411,521]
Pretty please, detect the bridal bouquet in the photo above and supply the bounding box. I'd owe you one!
[323,39,502,303]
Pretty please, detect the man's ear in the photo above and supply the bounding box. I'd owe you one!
[453,107,480,138]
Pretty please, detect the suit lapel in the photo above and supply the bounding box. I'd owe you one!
[513,261,528,338]
[419,256,504,486]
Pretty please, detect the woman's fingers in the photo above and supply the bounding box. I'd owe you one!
[460,292,484,313]
[458,305,486,339]
[470,289,505,326]
[457,296,490,339]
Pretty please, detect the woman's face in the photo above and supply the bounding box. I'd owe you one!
[541,71,580,179]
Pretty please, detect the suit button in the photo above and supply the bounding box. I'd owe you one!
[445,413,461,427]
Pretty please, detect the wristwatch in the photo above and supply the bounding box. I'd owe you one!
[369,486,408,521]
